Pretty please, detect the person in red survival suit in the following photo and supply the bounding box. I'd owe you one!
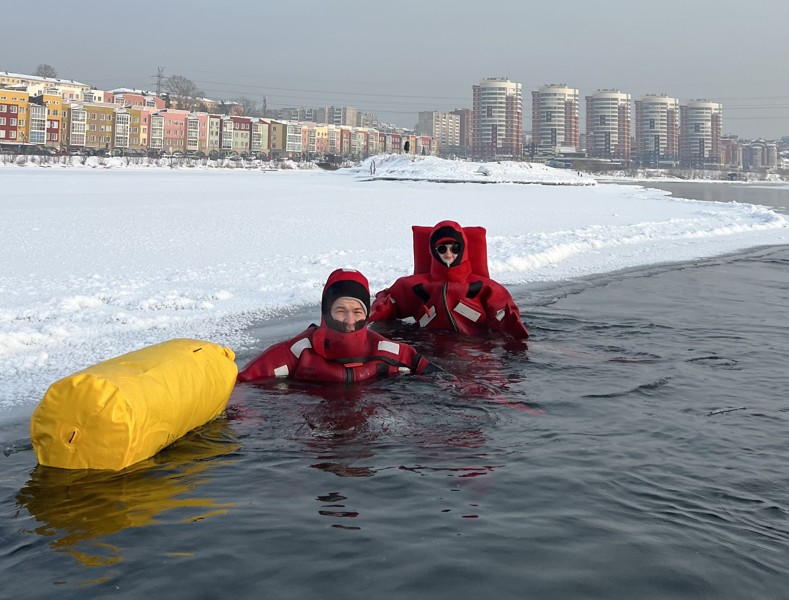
[237,268,440,383]
[369,220,529,340]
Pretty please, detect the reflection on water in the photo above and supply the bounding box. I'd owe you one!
[15,419,240,568]
[228,330,536,533]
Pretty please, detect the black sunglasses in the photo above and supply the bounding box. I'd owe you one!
[435,243,460,254]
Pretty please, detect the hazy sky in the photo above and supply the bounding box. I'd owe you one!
[3,0,787,139]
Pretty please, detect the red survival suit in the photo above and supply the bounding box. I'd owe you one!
[237,268,435,383]
[370,221,528,340]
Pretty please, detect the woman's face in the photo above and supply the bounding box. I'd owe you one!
[435,242,460,266]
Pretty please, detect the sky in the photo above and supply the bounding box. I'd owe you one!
[1,155,787,425]
[2,0,788,140]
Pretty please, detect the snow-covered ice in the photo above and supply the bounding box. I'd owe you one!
[1,155,787,420]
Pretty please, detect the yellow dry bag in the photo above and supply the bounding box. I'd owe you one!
[30,338,238,471]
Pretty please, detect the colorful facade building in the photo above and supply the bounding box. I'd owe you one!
[2,72,436,159]
[0,88,29,145]
[0,72,90,102]
[29,91,63,146]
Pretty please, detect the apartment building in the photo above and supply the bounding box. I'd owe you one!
[416,111,460,154]
[531,84,580,153]
[720,137,742,170]
[634,94,680,165]
[742,140,779,170]
[0,72,90,102]
[320,106,358,127]
[680,100,723,167]
[450,108,472,156]
[356,112,379,128]
[472,77,523,159]
[1,71,433,158]
[67,102,116,151]
[0,88,29,144]
[251,118,270,156]
[110,89,166,111]
[269,121,305,156]
[29,91,63,146]
[585,89,631,161]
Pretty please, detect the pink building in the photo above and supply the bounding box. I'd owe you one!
[158,108,190,153]
[186,112,209,152]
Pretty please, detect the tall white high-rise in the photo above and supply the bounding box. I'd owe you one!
[634,94,680,164]
[471,78,523,159]
[585,89,631,161]
[680,100,723,167]
[531,84,580,152]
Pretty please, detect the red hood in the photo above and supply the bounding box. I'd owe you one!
[429,220,472,282]
[315,268,370,360]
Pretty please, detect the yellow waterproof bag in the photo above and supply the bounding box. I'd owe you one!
[30,338,238,471]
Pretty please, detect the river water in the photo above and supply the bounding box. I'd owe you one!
[2,182,788,599]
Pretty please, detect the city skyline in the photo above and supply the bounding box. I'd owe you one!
[2,0,788,140]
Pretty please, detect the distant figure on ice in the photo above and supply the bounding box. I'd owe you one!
[370,220,529,340]
[403,140,410,154]
[237,268,440,383]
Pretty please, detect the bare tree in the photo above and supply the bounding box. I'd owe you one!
[34,64,58,78]
[164,74,204,111]
[233,96,259,116]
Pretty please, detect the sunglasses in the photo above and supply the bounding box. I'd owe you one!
[435,243,460,254]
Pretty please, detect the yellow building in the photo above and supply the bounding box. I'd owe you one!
[62,102,116,151]
[269,120,287,156]
[127,107,149,149]
[0,72,90,102]
[83,103,117,151]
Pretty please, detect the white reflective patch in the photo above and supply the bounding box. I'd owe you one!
[290,337,312,357]
[398,367,411,374]
[419,306,436,328]
[378,340,400,354]
[273,365,289,378]
[496,309,505,321]
[454,302,482,322]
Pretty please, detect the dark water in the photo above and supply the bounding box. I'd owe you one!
[2,185,789,599]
